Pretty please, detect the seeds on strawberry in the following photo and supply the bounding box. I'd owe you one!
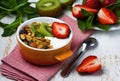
[52,22,70,39]
[85,0,101,9]
[102,0,116,7]
[76,55,101,73]
[97,8,117,25]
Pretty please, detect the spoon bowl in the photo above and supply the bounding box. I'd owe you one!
[84,37,98,50]
[61,37,98,77]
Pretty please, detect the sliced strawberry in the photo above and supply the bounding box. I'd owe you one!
[102,0,116,7]
[97,8,117,25]
[76,56,101,73]
[72,5,98,18]
[85,0,101,9]
[72,5,84,18]
[52,22,70,39]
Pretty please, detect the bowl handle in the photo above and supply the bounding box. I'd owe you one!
[55,50,73,62]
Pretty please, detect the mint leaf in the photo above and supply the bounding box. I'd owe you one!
[77,9,95,30]
[77,18,87,30]
[0,0,17,9]
[0,0,39,37]
[2,11,23,37]
[0,22,8,28]
[0,11,8,19]
[81,9,94,16]
[86,15,95,29]
[95,23,110,31]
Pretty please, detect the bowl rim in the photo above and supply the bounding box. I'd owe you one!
[16,17,73,51]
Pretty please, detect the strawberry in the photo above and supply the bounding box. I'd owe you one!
[72,5,84,18]
[72,5,98,18]
[76,56,101,73]
[102,0,116,7]
[85,0,101,9]
[97,8,117,25]
[52,22,70,39]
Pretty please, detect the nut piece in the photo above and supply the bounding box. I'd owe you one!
[19,22,53,49]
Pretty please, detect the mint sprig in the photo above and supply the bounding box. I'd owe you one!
[0,0,39,37]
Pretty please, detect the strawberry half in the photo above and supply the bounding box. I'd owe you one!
[52,22,70,39]
[102,0,116,7]
[72,5,98,18]
[85,0,101,9]
[97,8,117,25]
[72,5,84,18]
[76,55,101,73]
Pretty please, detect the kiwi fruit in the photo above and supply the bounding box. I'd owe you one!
[36,0,62,17]
[39,23,53,37]
[59,0,76,7]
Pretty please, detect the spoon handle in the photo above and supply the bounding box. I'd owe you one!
[61,43,87,77]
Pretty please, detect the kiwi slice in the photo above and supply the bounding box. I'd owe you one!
[59,0,76,7]
[39,23,54,37]
[36,0,62,17]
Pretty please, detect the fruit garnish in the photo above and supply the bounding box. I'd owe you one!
[97,8,117,24]
[36,0,62,17]
[52,22,71,39]
[85,0,101,9]
[39,23,54,37]
[72,5,84,18]
[102,0,116,7]
[72,0,120,31]
[76,55,102,73]
[30,22,53,37]
[72,5,98,18]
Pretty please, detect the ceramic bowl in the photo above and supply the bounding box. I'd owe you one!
[16,17,73,65]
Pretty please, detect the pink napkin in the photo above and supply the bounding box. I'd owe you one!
[0,15,94,81]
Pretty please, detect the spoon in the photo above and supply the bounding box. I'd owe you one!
[61,37,98,77]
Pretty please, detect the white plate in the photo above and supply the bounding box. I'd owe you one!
[94,25,120,31]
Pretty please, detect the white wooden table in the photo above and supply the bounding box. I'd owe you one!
[1,0,120,81]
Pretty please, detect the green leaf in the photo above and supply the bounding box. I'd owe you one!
[81,9,94,17]
[86,15,94,29]
[0,22,8,28]
[0,11,8,19]
[2,11,23,37]
[0,0,39,37]
[117,17,120,24]
[0,0,17,9]
[95,23,110,31]
[77,18,87,30]
[77,10,95,30]
[0,1,27,12]
[67,6,72,11]
[82,0,86,4]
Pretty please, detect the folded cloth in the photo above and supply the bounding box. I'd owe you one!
[0,15,94,81]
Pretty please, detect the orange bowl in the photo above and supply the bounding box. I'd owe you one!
[16,17,73,65]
